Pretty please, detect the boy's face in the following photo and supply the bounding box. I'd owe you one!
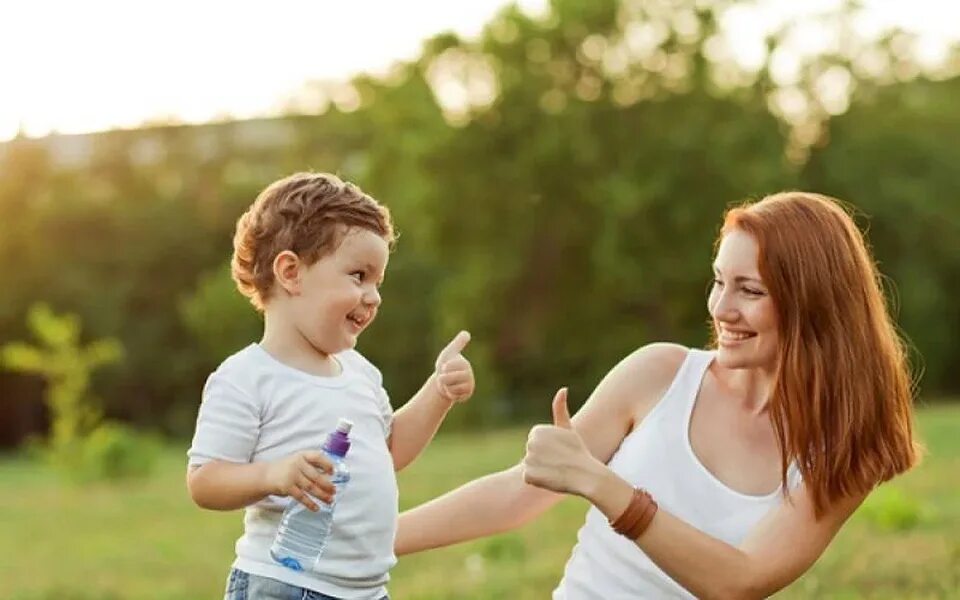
[289,227,390,355]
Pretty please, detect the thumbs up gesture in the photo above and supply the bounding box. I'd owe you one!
[434,330,475,404]
[522,388,599,497]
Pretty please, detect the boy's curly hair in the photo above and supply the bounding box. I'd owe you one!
[231,172,395,312]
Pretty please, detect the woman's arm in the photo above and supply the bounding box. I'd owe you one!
[396,343,686,555]
[522,343,865,600]
[584,465,864,599]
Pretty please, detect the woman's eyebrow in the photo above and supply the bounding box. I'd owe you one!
[712,265,764,284]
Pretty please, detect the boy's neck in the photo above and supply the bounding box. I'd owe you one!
[260,308,342,378]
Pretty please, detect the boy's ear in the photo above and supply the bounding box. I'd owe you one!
[273,250,302,296]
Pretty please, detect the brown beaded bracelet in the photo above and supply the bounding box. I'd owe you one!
[609,487,659,540]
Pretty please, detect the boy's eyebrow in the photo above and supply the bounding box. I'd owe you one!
[364,263,386,283]
[712,264,764,285]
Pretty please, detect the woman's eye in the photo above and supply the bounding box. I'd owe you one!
[743,287,764,296]
[712,279,724,288]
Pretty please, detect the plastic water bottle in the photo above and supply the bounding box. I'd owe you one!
[270,418,352,572]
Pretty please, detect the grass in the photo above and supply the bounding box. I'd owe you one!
[1,404,958,599]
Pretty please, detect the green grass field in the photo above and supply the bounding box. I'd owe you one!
[2,404,958,599]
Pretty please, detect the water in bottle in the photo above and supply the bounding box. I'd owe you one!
[270,418,352,572]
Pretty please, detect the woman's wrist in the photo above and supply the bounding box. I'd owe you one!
[580,463,634,521]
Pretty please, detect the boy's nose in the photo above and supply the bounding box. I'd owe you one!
[365,287,381,307]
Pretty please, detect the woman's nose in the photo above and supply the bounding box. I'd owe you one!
[709,288,738,322]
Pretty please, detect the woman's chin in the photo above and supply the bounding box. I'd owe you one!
[715,347,775,371]
[715,349,747,369]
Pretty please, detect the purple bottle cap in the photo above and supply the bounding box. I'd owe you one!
[324,418,353,457]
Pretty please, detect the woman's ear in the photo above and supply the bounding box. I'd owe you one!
[273,250,302,296]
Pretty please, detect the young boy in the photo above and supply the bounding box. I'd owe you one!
[187,172,475,600]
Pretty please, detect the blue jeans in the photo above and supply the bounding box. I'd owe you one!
[224,568,390,600]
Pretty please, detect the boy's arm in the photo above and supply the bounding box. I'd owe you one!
[187,461,276,510]
[187,373,334,511]
[187,452,335,511]
[389,331,474,471]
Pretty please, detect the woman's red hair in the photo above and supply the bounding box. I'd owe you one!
[720,192,921,517]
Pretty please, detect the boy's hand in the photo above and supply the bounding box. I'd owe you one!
[434,330,475,404]
[265,451,336,512]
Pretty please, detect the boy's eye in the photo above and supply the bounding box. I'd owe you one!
[351,271,364,282]
[712,278,724,288]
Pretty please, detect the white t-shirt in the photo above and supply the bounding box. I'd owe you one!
[187,343,397,600]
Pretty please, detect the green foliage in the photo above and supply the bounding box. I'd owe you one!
[0,304,156,481]
[801,77,960,393]
[860,487,931,532]
[0,0,958,441]
[1,304,121,447]
[78,422,161,482]
[179,262,262,365]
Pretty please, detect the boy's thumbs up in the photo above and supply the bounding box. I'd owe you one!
[552,387,572,429]
[433,330,475,403]
[436,330,471,367]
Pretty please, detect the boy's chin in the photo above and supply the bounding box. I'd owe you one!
[309,334,357,356]
[336,332,360,351]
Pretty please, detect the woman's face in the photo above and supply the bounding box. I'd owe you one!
[707,228,779,371]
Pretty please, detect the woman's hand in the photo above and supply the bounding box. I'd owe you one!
[522,388,605,498]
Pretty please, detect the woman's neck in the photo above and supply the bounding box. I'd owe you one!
[714,362,777,415]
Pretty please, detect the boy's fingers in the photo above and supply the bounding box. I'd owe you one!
[294,474,331,506]
[308,484,333,503]
[291,488,318,512]
[315,475,335,494]
[303,452,333,473]
[447,383,473,398]
[441,356,470,373]
[437,330,471,365]
[439,371,467,387]
[296,473,315,493]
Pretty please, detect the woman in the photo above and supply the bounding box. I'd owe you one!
[395,192,920,598]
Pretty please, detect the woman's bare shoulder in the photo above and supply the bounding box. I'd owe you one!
[617,342,689,384]
[597,342,690,417]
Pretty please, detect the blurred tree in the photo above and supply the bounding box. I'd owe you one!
[1,303,122,447]
[802,76,960,393]
[410,0,795,418]
[0,0,957,443]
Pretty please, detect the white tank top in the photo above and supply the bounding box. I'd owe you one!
[554,348,801,599]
